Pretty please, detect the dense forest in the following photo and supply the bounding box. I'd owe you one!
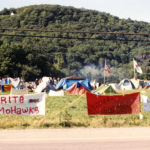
[0,5,150,82]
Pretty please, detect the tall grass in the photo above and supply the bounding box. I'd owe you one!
[0,89,150,129]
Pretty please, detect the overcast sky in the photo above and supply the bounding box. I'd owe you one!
[0,0,150,22]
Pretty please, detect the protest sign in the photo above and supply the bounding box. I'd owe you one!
[0,93,45,115]
[86,92,140,115]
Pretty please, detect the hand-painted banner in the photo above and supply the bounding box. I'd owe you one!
[0,93,45,115]
[86,92,140,115]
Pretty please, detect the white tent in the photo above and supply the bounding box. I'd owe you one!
[34,82,47,93]
[118,79,135,90]
[9,77,20,88]
[34,76,55,93]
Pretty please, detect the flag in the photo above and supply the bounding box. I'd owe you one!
[133,58,143,74]
[104,61,111,76]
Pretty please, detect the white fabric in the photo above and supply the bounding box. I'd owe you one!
[34,82,47,93]
[34,76,50,93]
[42,77,49,83]
[48,90,64,96]
[9,77,20,88]
[133,59,143,74]
[141,95,148,103]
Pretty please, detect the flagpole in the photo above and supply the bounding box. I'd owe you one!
[104,59,106,85]
[133,58,136,79]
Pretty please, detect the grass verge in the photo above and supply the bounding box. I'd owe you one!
[0,89,149,129]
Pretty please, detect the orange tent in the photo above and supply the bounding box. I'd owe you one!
[67,83,90,95]
[4,84,12,92]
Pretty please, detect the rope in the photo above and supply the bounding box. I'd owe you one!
[49,94,85,118]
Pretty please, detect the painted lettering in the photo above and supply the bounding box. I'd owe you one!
[19,96,24,103]
[1,97,7,104]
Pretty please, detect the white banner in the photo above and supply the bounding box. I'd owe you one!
[0,93,45,115]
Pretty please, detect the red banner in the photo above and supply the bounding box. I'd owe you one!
[86,92,140,115]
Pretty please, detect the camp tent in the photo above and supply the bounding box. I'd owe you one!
[9,77,20,89]
[130,78,140,89]
[56,76,93,91]
[101,85,117,94]
[118,79,135,90]
[35,82,47,93]
[67,82,90,95]
[3,84,12,92]
[34,76,55,93]
[1,78,12,92]
[97,84,117,94]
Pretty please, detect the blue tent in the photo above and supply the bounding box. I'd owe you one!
[56,76,93,91]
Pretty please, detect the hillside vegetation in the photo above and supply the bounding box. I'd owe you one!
[0,5,150,81]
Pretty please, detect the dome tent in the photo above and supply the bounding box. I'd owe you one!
[118,79,135,90]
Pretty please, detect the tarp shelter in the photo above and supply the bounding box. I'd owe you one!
[67,82,90,95]
[118,79,135,90]
[56,76,93,91]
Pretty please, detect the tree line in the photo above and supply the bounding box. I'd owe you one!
[0,5,150,82]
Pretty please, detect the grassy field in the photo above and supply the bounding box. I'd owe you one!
[0,89,150,129]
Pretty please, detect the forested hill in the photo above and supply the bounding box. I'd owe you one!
[0,5,150,81]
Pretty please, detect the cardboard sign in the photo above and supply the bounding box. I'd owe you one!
[0,93,45,115]
[86,92,140,115]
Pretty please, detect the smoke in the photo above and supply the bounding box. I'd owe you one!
[79,64,103,81]
[79,64,130,83]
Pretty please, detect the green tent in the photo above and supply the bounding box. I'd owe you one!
[98,85,117,94]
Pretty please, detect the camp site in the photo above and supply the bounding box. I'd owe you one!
[0,66,150,128]
[0,4,150,129]
[2,2,150,150]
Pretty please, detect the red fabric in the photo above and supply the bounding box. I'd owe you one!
[67,84,89,95]
[86,92,140,115]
